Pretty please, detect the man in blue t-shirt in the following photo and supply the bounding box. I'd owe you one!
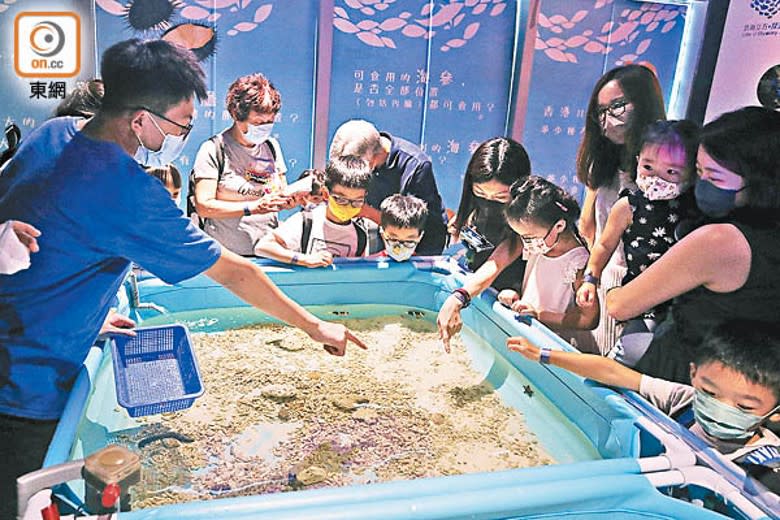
[0,39,365,518]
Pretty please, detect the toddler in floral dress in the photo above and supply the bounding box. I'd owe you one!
[576,120,700,365]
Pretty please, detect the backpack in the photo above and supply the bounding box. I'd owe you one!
[187,134,281,229]
[300,211,372,257]
[0,122,22,171]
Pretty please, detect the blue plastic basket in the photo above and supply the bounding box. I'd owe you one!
[110,324,204,418]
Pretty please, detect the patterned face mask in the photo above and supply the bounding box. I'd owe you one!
[520,221,561,258]
[636,175,685,201]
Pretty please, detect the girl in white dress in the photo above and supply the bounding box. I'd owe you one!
[497,176,599,352]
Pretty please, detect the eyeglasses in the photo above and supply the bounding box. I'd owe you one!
[593,98,630,125]
[138,106,193,137]
[330,194,365,208]
[385,237,420,249]
[381,232,421,249]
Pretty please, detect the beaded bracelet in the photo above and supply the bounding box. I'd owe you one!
[451,288,472,309]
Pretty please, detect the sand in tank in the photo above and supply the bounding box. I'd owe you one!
[123,316,554,509]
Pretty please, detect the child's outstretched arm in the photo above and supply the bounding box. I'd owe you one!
[506,336,642,391]
[576,198,632,308]
[255,232,333,268]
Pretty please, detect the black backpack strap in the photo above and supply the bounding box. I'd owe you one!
[353,219,368,257]
[300,211,313,254]
[0,122,21,169]
[266,137,280,162]
[188,135,225,229]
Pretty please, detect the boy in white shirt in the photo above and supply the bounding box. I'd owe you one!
[378,194,428,262]
[508,319,780,494]
[256,156,374,267]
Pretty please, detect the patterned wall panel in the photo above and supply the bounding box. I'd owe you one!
[328,0,519,211]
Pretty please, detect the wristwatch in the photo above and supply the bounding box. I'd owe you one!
[243,204,252,217]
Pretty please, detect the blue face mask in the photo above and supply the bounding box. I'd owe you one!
[693,389,777,441]
[694,178,741,218]
[133,114,189,168]
[245,122,274,145]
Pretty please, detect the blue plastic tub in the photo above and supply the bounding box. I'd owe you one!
[111,324,203,417]
[42,258,776,519]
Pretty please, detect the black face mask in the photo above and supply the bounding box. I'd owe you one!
[470,196,508,243]
[473,197,506,220]
[694,178,741,218]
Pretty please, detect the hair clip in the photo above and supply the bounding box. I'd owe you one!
[554,201,568,212]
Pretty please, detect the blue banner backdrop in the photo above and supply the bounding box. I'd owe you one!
[94,0,319,180]
[328,0,519,210]
[0,0,692,211]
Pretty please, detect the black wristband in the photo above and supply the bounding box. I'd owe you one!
[451,288,471,309]
[243,204,252,217]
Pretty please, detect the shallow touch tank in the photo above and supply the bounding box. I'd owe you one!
[42,258,778,519]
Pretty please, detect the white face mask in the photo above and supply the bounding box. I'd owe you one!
[636,175,685,201]
[385,241,417,262]
[245,122,274,145]
[382,229,422,262]
[133,113,189,168]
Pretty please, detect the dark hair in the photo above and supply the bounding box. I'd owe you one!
[693,320,780,401]
[324,155,372,191]
[638,119,700,179]
[54,79,104,117]
[505,176,581,230]
[380,194,428,231]
[298,168,326,195]
[453,137,531,232]
[576,65,666,189]
[146,164,182,189]
[699,106,780,218]
[100,39,207,114]
[226,72,281,122]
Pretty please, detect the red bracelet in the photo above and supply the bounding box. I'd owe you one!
[451,288,471,309]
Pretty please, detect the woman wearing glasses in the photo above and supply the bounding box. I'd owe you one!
[575,64,666,354]
[191,72,295,256]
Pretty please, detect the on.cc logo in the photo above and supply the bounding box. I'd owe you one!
[29,21,66,57]
[15,12,80,78]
